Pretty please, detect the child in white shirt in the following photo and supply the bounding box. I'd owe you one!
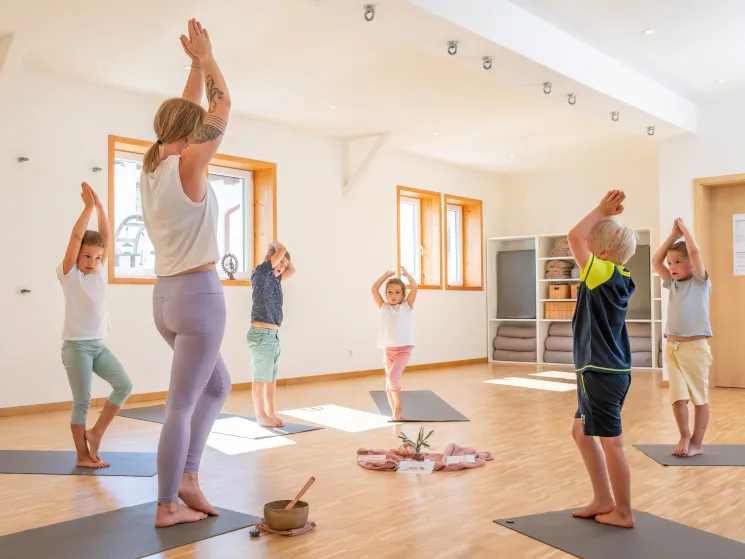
[57,183,132,469]
[371,267,418,420]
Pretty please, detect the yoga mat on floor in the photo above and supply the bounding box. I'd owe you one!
[494,509,745,559]
[369,390,469,421]
[117,405,321,438]
[634,444,745,466]
[0,501,259,559]
[0,450,156,477]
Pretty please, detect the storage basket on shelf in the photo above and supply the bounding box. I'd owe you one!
[545,301,577,320]
[570,283,579,299]
[548,284,571,299]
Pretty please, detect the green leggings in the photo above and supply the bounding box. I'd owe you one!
[61,340,132,425]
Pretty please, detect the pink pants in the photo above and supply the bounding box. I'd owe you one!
[384,346,413,392]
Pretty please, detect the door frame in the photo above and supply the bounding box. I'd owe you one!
[692,172,745,387]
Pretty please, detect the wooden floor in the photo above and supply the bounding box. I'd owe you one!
[2,363,745,558]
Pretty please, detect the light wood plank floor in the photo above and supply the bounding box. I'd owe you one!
[2,363,745,558]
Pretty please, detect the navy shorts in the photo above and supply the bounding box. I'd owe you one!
[574,371,631,438]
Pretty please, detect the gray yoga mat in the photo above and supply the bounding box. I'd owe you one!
[117,405,321,437]
[495,509,745,558]
[0,501,259,559]
[0,450,156,477]
[635,444,745,466]
[369,390,469,421]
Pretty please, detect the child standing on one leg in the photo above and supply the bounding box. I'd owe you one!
[58,182,133,469]
[247,241,295,427]
[371,267,418,420]
[568,190,637,529]
[652,218,712,457]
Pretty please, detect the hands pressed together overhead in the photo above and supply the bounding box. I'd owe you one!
[180,19,213,65]
[80,182,101,209]
[597,190,626,217]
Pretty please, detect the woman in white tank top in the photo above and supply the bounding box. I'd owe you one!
[139,19,233,528]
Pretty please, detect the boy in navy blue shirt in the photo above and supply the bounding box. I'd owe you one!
[568,191,637,529]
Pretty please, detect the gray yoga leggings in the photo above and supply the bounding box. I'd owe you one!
[153,270,231,503]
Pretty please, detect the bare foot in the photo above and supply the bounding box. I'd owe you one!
[178,474,219,516]
[85,429,102,462]
[572,500,615,518]
[390,415,405,421]
[595,509,635,528]
[256,413,274,427]
[687,443,703,457]
[673,437,690,457]
[270,416,285,428]
[76,456,110,469]
[155,502,208,528]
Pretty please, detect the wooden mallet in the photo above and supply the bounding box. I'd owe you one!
[285,476,315,510]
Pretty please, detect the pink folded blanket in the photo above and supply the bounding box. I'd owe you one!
[357,443,493,472]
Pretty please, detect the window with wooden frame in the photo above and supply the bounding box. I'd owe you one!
[397,186,442,289]
[107,136,276,285]
[444,194,483,290]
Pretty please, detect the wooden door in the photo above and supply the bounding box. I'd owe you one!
[706,182,745,387]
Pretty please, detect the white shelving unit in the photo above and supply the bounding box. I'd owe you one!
[486,229,661,370]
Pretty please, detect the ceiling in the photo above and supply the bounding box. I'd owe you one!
[509,0,745,102]
[0,0,670,172]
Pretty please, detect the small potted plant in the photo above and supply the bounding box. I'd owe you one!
[398,427,434,461]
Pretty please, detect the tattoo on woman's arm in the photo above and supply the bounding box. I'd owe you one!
[191,115,227,144]
[205,75,225,113]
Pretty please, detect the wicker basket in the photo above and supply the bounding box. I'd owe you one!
[570,284,579,299]
[545,301,577,320]
[548,284,571,299]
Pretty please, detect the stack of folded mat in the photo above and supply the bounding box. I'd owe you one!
[550,237,572,257]
[544,322,654,367]
[493,324,536,362]
[544,322,574,364]
[545,260,575,279]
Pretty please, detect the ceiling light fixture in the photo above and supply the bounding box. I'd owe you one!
[647,126,655,136]
[447,41,459,56]
[363,4,375,22]
[567,93,577,105]
[542,82,552,95]
[641,29,655,35]
[482,56,493,70]
[329,105,337,109]
[611,111,619,122]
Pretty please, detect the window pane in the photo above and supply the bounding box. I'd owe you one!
[447,206,463,286]
[113,153,155,277]
[399,200,421,283]
[209,171,248,274]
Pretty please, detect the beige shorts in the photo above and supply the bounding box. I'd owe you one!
[665,339,712,405]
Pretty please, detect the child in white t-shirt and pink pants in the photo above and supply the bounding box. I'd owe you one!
[371,267,418,420]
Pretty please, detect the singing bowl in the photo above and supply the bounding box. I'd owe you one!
[264,500,309,531]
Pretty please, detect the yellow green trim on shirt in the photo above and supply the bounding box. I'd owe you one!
[580,255,629,290]
[576,364,632,374]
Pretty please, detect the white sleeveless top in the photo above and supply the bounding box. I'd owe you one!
[377,302,414,348]
[140,156,219,276]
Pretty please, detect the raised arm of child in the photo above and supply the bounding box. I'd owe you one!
[372,270,395,309]
[62,183,96,275]
[567,190,626,269]
[651,219,682,282]
[401,266,418,308]
[269,241,287,268]
[90,186,110,266]
[676,218,706,279]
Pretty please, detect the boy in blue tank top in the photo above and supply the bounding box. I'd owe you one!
[568,191,638,529]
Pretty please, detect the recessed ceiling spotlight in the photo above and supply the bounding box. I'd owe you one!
[611,111,619,122]
[641,29,655,35]
[647,126,655,136]
[716,78,727,84]
[543,81,552,95]
[567,93,577,105]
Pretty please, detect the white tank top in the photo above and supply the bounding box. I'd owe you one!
[57,263,110,341]
[377,302,414,348]
[140,156,219,277]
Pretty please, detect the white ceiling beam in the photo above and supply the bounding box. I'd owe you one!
[0,33,25,104]
[406,0,697,133]
[342,132,391,195]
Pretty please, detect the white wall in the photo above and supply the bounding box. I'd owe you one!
[0,69,503,408]
[499,138,659,239]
